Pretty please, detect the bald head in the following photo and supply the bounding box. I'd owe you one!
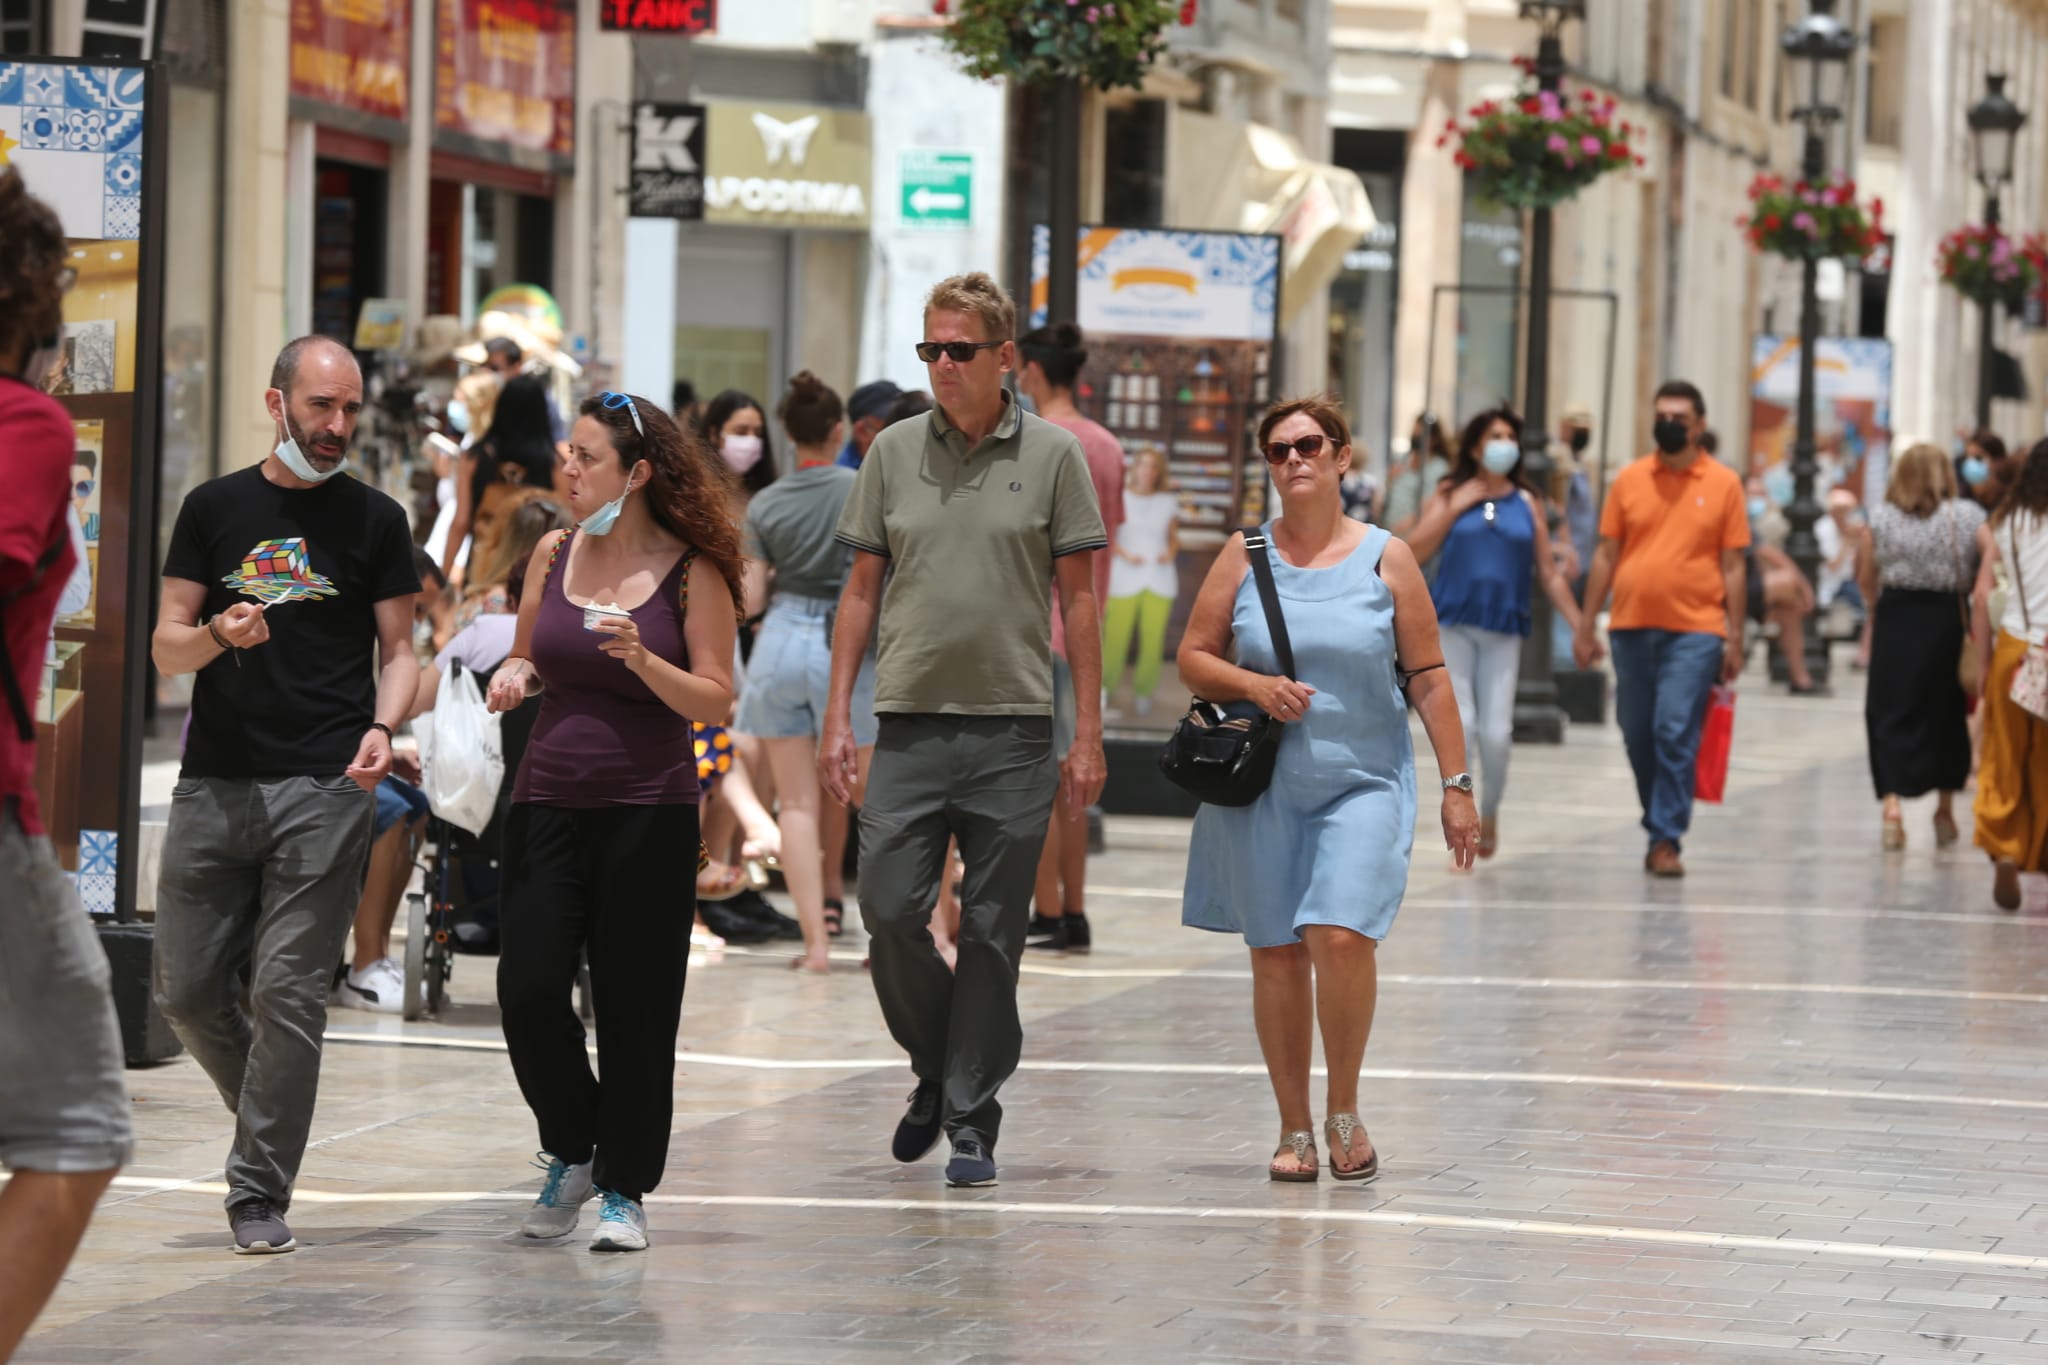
[270,336,360,396]
[266,337,363,475]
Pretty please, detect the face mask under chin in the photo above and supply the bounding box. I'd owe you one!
[274,401,347,484]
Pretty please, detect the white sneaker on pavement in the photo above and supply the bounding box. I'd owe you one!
[588,1188,648,1252]
[333,956,406,1013]
[521,1153,596,1238]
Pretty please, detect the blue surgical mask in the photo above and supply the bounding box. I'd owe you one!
[1748,495,1768,521]
[579,466,641,536]
[1481,439,1520,476]
[1963,456,1990,488]
[1763,466,1794,508]
[272,397,345,484]
[447,399,470,435]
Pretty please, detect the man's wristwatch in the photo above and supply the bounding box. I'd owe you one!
[1441,773,1475,794]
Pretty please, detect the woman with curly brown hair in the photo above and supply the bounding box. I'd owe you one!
[485,390,741,1252]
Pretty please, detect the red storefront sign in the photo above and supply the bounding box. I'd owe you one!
[291,0,411,123]
[435,0,576,159]
[600,0,713,33]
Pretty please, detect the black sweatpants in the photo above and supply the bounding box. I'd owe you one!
[498,802,696,1203]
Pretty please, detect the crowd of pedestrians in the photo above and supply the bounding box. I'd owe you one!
[5,149,2043,1354]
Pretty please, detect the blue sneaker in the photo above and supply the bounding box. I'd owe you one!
[520,1152,594,1239]
[589,1188,648,1252]
[944,1138,998,1188]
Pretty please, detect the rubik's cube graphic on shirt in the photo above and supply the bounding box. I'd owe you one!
[224,537,338,605]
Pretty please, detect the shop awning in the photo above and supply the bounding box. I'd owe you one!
[1237,124,1377,329]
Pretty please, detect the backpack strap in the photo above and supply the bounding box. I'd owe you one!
[1,523,71,743]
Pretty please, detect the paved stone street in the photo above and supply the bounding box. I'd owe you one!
[17,674,2048,1363]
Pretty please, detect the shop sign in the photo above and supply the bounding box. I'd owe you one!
[899,149,972,229]
[434,0,576,159]
[628,101,705,220]
[601,0,714,33]
[703,101,870,230]
[291,0,411,124]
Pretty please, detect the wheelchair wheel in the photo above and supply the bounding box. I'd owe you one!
[425,920,449,1015]
[402,891,428,1021]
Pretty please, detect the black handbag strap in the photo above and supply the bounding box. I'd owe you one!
[1241,528,1296,679]
[1,523,71,743]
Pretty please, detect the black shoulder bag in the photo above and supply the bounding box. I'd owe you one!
[1157,528,1295,807]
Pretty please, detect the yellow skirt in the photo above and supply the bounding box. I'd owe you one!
[1974,630,2048,869]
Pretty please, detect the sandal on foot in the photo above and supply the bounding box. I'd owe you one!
[1882,816,1905,852]
[1324,1113,1379,1183]
[1268,1129,1318,1183]
[696,863,746,902]
[1933,812,1959,848]
[823,898,845,937]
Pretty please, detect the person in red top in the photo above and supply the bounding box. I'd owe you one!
[1574,380,1749,879]
[0,166,133,1361]
[1018,321,1124,954]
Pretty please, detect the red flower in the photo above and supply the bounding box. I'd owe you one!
[934,0,947,11]
[1607,142,1629,160]
[1521,97,1542,115]
[1763,213,1782,231]
[1179,0,1197,23]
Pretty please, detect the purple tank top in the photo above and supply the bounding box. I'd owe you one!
[512,534,701,807]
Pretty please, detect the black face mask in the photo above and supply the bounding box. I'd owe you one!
[1652,418,1690,455]
[1569,428,1591,454]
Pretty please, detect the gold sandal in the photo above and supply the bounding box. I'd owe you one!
[1325,1113,1379,1183]
[1269,1129,1318,1183]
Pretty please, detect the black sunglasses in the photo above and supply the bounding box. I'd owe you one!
[915,340,1003,364]
[1262,433,1329,466]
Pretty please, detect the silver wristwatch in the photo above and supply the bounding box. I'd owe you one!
[1441,773,1475,794]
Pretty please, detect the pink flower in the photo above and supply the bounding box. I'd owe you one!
[1580,135,1601,155]
[1792,212,1817,234]
[1538,92,1563,120]
[1547,133,1570,155]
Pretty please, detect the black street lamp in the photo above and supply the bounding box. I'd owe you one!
[1511,0,1583,744]
[1779,0,1855,690]
[1968,72,2027,430]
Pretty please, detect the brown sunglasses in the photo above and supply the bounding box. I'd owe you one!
[1262,433,1329,465]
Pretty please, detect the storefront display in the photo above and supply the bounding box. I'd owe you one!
[435,0,576,163]
[2,57,167,917]
[1031,225,1281,732]
[290,0,410,127]
[1749,336,1894,505]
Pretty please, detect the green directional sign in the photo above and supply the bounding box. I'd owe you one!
[900,150,973,228]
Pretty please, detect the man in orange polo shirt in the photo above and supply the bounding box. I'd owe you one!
[1574,380,1748,878]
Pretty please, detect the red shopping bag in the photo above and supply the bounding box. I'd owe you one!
[1694,686,1736,804]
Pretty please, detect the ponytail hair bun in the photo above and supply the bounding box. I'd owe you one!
[778,369,845,446]
[1018,320,1088,389]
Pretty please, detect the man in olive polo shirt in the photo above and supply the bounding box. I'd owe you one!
[821,272,1108,1188]
[1574,379,1749,880]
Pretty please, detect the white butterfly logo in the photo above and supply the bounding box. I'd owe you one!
[752,113,821,167]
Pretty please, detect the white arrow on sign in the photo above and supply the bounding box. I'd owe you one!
[909,186,966,215]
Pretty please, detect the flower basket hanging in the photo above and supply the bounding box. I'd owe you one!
[932,0,1197,91]
[1937,224,2046,307]
[1740,174,1885,262]
[1439,67,1643,211]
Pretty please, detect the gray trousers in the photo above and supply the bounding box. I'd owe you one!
[859,714,1058,1149]
[0,806,132,1173]
[153,775,373,1210]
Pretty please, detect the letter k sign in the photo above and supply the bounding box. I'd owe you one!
[634,106,700,171]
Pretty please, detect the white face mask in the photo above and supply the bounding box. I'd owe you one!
[721,433,764,474]
[272,394,346,484]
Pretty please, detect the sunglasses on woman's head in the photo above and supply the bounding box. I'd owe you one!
[1262,433,1328,465]
[915,340,1003,364]
[597,390,644,440]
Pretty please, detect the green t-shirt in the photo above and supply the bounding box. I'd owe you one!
[744,463,858,601]
[836,393,1108,715]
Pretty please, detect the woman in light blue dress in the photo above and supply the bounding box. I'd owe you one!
[1180,397,1478,1184]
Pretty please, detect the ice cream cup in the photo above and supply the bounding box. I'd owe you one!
[582,601,631,632]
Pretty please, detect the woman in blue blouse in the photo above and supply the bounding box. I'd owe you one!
[1403,407,1586,859]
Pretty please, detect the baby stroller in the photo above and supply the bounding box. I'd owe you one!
[401,662,587,1019]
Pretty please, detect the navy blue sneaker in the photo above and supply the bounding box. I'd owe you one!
[944,1138,997,1188]
[891,1080,944,1163]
